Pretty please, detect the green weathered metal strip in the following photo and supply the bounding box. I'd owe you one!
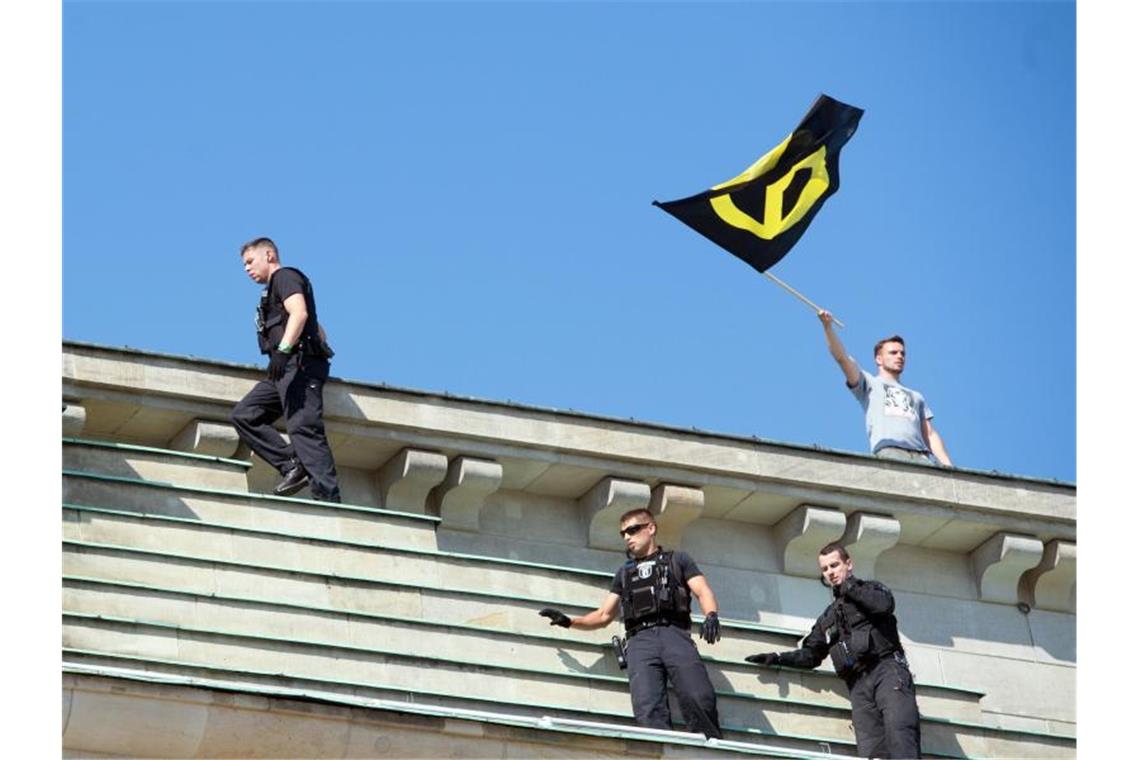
[58,573,981,703]
[62,469,442,524]
[61,502,809,635]
[61,611,1070,745]
[63,436,252,469]
[58,508,801,640]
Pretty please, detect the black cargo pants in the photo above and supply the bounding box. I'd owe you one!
[624,624,721,738]
[848,653,922,758]
[230,354,341,501]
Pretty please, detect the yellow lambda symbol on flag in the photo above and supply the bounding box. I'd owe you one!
[708,138,831,241]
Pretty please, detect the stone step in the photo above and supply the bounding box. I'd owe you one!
[61,508,984,719]
[65,578,943,721]
[61,615,1074,759]
[63,437,251,492]
[62,618,861,757]
[62,470,439,550]
[61,506,815,649]
[60,557,982,727]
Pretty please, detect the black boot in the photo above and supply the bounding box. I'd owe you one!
[274,463,310,497]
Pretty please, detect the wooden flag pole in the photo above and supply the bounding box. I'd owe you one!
[762,271,846,329]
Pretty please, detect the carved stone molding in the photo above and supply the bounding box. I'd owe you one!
[579,477,651,551]
[376,448,449,514]
[428,456,503,532]
[168,420,240,458]
[971,532,1044,605]
[648,484,704,550]
[1020,539,1076,613]
[838,512,901,580]
[773,505,847,578]
[62,402,87,437]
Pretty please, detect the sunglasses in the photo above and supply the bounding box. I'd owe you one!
[620,523,650,538]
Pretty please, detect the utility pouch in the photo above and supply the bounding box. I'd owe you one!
[629,585,658,620]
[829,640,859,677]
[830,629,872,677]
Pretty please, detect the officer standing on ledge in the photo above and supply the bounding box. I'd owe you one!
[229,237,341,503]
[537,508,723,738]
[745,543,921,758]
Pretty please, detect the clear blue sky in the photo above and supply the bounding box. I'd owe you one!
[62,1,1075,482]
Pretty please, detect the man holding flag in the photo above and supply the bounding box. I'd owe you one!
[656,95,952,466]
[819,310,952,466]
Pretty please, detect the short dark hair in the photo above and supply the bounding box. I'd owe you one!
[818,542,850,561]
[873,335,905,359]
[619,508,655,526]
[240,237,278,258]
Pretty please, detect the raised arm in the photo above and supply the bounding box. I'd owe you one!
[818,310,861,387]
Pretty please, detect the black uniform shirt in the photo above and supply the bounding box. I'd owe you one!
[262,267,319,350]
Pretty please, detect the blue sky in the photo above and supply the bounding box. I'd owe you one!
[62,0,1075,482]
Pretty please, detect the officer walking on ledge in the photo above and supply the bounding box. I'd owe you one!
[537,508,723,738]
[229,237,341,503]
[745,543,921,758]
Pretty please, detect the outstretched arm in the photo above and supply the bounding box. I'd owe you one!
[818,310,861,387]
[749,618,829,670]
[569,593,622,631]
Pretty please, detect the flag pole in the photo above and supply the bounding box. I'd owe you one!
[762,271,845,329]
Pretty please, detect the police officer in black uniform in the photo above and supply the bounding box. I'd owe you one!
[229,237,341,502]
[537,508,723,738]
[745,542,921,758]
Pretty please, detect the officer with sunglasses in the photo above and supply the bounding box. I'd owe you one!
[538,508,723,738]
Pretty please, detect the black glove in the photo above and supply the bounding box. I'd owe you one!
[700,612,720,644]
[539,608,572,628]
[267,348,292,381]
[833,577,854,598]
[745,652,781,667]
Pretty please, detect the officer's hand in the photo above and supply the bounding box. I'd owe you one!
[267,349,291,382]
[700,611,721,644]
[538,608,572,628]
[745,653,780,667]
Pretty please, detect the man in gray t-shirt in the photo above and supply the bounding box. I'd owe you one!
[818,310,952,466]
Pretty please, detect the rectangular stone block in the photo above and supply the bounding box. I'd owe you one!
[64,442,248,491]
[65,548,219,595]
[197,700,351,758]
[64,686,207,757]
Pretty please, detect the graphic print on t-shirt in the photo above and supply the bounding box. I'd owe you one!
[882,385,918,421]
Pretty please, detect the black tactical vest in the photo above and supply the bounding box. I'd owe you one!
[619,550,691,633]
[822,581,902,678]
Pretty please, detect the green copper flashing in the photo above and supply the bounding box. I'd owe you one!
[63,436,252,469]
[62,469,441,524]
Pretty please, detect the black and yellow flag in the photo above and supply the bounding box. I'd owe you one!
[654,94,864,274]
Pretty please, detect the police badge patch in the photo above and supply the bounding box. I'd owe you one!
[637,561,655,580]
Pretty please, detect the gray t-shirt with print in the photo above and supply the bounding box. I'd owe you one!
[848,369,933,454]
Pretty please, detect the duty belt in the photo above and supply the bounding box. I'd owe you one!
[626,617,685,637]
